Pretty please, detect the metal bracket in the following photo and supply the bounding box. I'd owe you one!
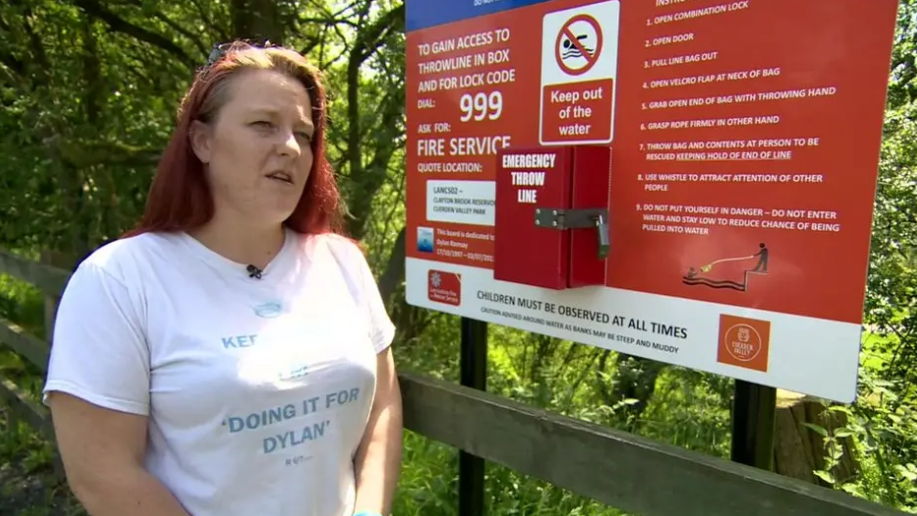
[534,208,610,259]
[535,208,607,229]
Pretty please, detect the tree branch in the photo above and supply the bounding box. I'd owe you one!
[71,0,196,69]
[346,3,407,183]
[153,11,208,56]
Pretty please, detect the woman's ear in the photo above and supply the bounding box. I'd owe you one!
[188,120,213,164]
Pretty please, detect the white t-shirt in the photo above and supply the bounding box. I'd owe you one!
[43,228,396,516]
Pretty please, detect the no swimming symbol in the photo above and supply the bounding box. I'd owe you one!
[554,14,603,76]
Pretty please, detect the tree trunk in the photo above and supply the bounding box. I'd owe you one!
[773,390,859,486]
[232,0,284,44]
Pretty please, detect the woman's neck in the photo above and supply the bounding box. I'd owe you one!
[188,215,287,270]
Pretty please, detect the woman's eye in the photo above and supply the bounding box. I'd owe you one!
[296,132,312,140]
[252,121,272,128]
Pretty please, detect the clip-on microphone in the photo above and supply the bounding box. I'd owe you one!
[246,264,263,279]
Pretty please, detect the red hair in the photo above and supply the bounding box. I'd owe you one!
[124,41,344,238]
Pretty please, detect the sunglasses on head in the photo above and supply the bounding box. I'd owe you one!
[205,39,280,66]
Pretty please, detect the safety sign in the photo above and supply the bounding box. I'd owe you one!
[555,14,603,76]
[404,0,899,403]
[540,2,619,145]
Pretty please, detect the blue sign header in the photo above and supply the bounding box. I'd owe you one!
[406,0,554,32]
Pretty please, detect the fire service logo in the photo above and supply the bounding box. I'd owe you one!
[427,270,461,306]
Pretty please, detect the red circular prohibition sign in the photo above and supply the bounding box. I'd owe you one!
[554,13,604,76]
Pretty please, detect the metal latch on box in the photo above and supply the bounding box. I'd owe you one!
[534,208,610,259]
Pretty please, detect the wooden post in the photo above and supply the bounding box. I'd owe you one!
[3,393,21,438]
[731,380,777,471]
[40,250,74,482]
[773,389,859,486]
[40,251,72,347]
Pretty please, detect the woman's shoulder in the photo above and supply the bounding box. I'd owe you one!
[297,231,374,292]
[75,231,180,285]
[300,231,367,266]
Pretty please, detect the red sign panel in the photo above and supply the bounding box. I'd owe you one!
[407,0,896,324]
[404,0,898,401]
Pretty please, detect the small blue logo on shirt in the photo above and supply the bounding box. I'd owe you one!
[279,364,309,381]
[253,300,283,318]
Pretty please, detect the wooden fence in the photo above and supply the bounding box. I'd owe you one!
[0,246,908,516]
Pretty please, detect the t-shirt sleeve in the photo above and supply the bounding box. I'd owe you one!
[42,261,151,416]
[352,243,397,354]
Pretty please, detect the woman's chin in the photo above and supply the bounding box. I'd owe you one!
[263,190,304,216]
[248,203,298,227]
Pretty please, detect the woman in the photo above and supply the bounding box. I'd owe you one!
[42,40,402,516]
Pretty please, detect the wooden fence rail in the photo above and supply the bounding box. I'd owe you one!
[0,246,908,516]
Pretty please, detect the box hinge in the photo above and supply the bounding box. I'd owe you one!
[534,208,610,259]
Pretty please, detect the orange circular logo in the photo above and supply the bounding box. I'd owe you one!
[722,323,762,362]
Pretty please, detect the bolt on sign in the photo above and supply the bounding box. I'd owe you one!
[404,0,900,403]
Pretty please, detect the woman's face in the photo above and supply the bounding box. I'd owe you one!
[191,68,315,227]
